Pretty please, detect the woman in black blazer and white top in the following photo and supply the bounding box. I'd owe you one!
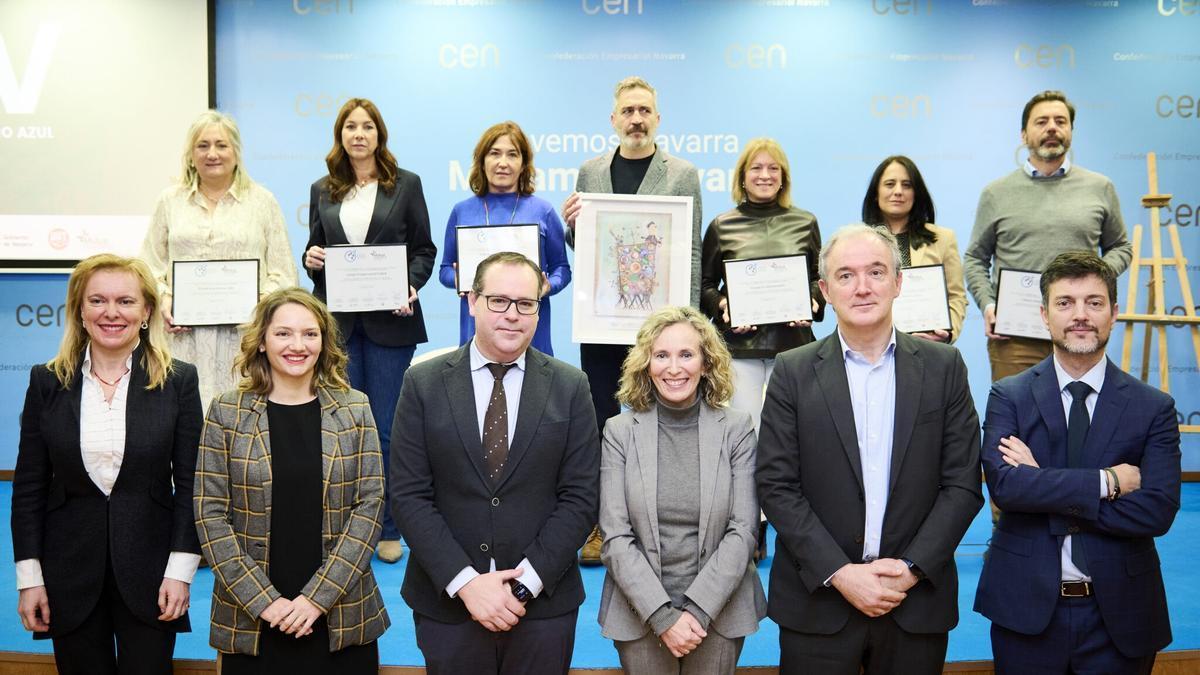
[302,97,437,564]
[12,253,202,675]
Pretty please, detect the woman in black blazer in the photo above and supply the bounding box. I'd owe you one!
[11,253,203,675]
[302,97,436,564]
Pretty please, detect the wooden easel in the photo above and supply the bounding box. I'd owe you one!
[1117,152,1200,433]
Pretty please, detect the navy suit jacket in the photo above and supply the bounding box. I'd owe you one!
[974,356,1180,658]
[389,344,600,623]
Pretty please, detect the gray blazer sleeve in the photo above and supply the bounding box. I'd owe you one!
[598,418,673,622]
[683,412,757,619]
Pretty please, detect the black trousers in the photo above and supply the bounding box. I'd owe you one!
[779,612,947,675]
[50,558,176,675]
[414,609,578,675]
[580,342,631,436]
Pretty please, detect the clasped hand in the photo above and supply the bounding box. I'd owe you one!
[459,569,527,633]
[260,594,323,638]
[831,559,916,618]
[661,611,707,658]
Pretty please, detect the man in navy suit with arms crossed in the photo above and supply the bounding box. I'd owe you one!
[975,251,1180,674]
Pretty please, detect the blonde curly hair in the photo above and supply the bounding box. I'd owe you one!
[616,306,734,412]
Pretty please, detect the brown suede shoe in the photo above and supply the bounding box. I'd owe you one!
[579,525,603,566]
[376,539,404,564]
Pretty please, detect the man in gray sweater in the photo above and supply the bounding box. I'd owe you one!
[964,90,1132,381]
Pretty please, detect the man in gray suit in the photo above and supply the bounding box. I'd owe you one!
[756,225,983,674]
[390,252,600,674]
[561,75,703,564]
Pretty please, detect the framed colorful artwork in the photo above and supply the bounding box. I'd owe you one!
[571,193,694,344]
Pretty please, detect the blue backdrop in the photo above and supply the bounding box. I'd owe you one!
[2,0,1198,469]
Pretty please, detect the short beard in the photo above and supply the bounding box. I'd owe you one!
[1052,331,1107,356]
[1032,141,1068,162]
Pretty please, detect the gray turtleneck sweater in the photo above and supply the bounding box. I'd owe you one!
[646,396,713,635]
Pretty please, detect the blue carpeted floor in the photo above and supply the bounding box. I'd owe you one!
[1,482,1196,667]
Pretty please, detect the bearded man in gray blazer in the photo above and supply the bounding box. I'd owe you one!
[390,252,599,675]
[561,75,704,564]
[756,225,983,675]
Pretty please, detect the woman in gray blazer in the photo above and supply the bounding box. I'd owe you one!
[599,306,766,674]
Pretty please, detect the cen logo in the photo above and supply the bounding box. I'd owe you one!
[583,0,644,15]
[1163,198,1198,227]
[870,95,931,119]
[725,44,786,69]
[1156,95,1199,118]
[439,44,499,69]
[293,0,353,14]
[1158,0,1199,16]
[294,93,350,117]
[872,0,932,14]
[1015,43,1075,69]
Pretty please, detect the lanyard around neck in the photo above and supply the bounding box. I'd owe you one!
[482,194,520,226]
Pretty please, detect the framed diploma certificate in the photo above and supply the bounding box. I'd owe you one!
[994,268,1050,340]
[323,244,409,312]
[893,264,952,334]
[455,224,541,293]
[171,259,259,326]
[723,254,812,327]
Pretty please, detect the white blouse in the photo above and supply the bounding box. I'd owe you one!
[339,182,377,245]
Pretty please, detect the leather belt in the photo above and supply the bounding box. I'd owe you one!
[1060,581,1093,597]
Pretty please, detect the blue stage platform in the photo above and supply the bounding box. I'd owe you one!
[1,482,1196,668]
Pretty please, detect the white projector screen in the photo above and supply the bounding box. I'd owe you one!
[0,0,210,270]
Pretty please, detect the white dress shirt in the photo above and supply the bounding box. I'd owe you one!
[15,346,201,590]
[1052,355,1111,583]
[444,339,544,599]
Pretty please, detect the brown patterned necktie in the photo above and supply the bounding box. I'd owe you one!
[483,362,516,483]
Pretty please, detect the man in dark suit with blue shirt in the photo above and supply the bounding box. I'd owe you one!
[757,225,983,674]
[975,251,1180,674]
[390,252,599,675]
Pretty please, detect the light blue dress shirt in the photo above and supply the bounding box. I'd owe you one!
[838,329,898,562]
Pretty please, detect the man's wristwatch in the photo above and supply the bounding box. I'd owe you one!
[901,558,926,581]
[509,581,532,603]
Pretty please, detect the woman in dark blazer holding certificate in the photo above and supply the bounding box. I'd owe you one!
[599,306,765,675]
[13,253,203,674]
[195,288,388,673]
[437,120,571,355]
[861,154,966,343]
[303,97,436,563]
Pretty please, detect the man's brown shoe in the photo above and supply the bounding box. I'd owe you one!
[377,540,404,564]
[580,525,603,566]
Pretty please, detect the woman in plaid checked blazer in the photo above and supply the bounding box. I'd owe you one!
[194,288,389,672]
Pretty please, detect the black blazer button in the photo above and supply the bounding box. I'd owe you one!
[480,543,489,552]
[854,535,864,544]
[1068,526,1079,534]
[491,497,500,507]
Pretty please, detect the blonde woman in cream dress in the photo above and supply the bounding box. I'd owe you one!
[142,110,297,408]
